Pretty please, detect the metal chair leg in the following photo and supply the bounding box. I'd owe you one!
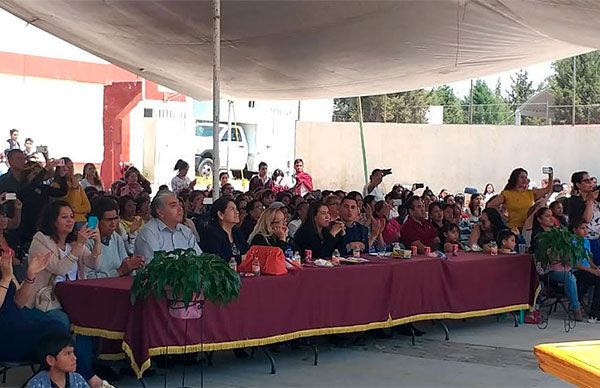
[509,311,519,327]
[438,320,450,340]
[1,367,8,384]
[261,347,276,375]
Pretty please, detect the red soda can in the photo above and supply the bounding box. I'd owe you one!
[425,246,432,255]
[452,244,459,256]
[304,249,313,263]
[411,245,418,255]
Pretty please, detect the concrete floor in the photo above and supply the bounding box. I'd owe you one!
[3,313,597,388]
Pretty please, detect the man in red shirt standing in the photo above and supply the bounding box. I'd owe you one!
[293,158,313,196]
[401,195,440,253]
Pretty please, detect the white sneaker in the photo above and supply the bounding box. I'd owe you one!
[587,317,599,323]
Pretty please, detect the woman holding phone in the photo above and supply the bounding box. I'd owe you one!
[80,163,104,191]
[23,201,101,328]
[487,167,553,230]
[567,171,600,265]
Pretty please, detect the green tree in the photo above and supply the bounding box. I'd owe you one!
[430,85,465,124]
[508,70,540,125]
[551,51,600,124]
[464,80,511,124]
[333,90,431,123]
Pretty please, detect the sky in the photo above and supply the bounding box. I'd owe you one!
[0,9,555,99]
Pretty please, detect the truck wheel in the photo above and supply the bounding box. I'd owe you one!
[197,158,214,178]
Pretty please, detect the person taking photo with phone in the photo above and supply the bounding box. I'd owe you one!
[363,169,389,202]
[487,167,554,230]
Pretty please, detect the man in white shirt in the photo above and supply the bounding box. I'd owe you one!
[363,169,389,202]
[134,190,202,262]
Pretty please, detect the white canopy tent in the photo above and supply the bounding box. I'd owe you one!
[0,0,599,100]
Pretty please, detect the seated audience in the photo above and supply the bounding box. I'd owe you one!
[188,190,210,231]
[531,206,583,321]
[324,194,342,221]
[496,229,517,253]
[117,195,143,254]
[566,171,600,265]
[440,223,460,253]
[178,197,200,243]
[240,199,264,240]
[80,163,104,191]
[371,200,391,247]
[199,197,248,264]
[26,201,101,328]
[86,197,144,278]
[219,171,229,187]
[465,193,483,223]
[221,183,234,198]
[294,201,344,260]
[468,208,504,251]
[570,218,600,323]
[271,169,289,194]
[275,191,293,207]
[135,195,152,223]
[549,199,568,227]
[428,202,445,233]
[118,167,146,199]
[336,196,369,256]
[248,208,288,251]
[400,196,439,253]
[171,159,194,195]
[288,200,309,238]
[134,190,201,263]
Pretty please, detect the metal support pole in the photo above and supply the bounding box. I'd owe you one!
[572,56,577,127]
[226,100,232,172]
[357,96,368,185]
[469,79,474,125]
[212,0,221,199]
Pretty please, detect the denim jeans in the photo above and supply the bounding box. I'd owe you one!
[549,271,580,310]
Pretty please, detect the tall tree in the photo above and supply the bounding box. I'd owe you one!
[551,51,600,124]
[430,85,465,124]
[333,90,431,123]
[507,70,534,107]
[464,80,511,124]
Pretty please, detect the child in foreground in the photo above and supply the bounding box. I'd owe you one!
[27,333,89,388]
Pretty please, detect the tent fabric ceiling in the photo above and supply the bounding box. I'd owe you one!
[0,0,599,100]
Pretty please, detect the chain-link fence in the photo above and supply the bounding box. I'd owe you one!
[332,104,600,125]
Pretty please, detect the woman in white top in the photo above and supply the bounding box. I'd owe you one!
[80,163,104,191]
[24,201,101,328]
[171,159,195,195]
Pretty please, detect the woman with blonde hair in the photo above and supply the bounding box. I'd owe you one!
[248,207,288,251]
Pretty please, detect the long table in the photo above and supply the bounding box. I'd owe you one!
[55,252,538,378]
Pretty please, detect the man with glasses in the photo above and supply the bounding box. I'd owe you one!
[249,161,273,192]
[292,158,313,196]
[240,199,264,240]
[401,195,440,253]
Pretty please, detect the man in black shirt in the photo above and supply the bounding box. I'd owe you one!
[337,196,369,255]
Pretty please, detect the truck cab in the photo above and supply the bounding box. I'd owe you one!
[195,121,249,177]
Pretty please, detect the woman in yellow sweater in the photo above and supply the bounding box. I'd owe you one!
[488,167,553,230]
[58,158,91,230]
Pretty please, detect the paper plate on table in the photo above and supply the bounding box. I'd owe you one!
[339,257,370,264]
[369,252,391,257]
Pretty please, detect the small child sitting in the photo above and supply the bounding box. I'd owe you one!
[440,223,461,253]
[497,229,517,254]
[27,333,89,388]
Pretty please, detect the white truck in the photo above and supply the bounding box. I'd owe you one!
[194,121,249,177]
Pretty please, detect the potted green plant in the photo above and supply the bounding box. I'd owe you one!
[533,227,588,270]
[130,249,241,319]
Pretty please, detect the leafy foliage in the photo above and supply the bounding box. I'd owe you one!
[551,51,600,124]
[533,228,588,270]
[463,80,511,124]
[430,85,465,124]
[333,90,431,123]
[130,249,241,308]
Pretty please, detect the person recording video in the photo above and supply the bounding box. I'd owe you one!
[362,168,391,202]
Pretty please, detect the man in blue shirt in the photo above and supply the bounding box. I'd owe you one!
[135,190,202,262]
[337,196,369,256]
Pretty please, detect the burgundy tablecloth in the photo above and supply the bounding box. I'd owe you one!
[55,252,538,377]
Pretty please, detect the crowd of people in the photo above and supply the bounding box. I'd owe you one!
[2,125,600,386]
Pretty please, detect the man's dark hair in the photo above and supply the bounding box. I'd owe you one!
[405,195,421,211]
[246,199,262,213]
[219,171,229,179]
[294,158,303,165]
[496,229,517,246]
[9,129,18,135]
[369,169,382,179]
[258,161,267,169]
[6,149,23,160]
[25,137,33,143]
[569,217,588,232]
[36,332,74,370]
[342,196,358,205]
[90,196,119,220]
